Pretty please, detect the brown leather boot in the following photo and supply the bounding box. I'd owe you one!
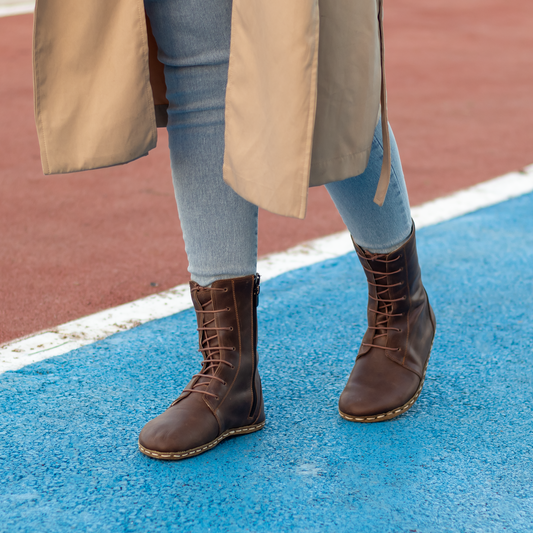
[138,274,265,459]
[339,226,436,422]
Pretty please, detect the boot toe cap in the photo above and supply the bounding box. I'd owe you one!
[339,386,413,418]
[339,365,421,418]
[139,400,220,453]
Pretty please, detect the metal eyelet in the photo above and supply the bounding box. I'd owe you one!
[226,307,230,311]
[224,288,228,292]
[232,347,236,351]
[223,382,227,386]
[229,327,233,331]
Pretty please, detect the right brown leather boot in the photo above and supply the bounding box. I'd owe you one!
[339,226,436,422]
[138,274,265,460]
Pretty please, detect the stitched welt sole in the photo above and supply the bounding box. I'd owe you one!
[138,421,265,461]
[339,339,434,424]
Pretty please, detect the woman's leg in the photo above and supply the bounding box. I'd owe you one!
[327,121,436,423]
[325,120,412,253]
[144,0,258,287]
[139,0,265,461]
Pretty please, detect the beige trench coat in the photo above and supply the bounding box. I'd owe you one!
[33,0,390,219]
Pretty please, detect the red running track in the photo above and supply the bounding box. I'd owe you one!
[1,0,533,343]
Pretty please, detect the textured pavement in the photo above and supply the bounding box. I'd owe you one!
[1,192,532,532]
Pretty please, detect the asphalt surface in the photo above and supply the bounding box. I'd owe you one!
[2,0,533,343]
[1,191,532,532]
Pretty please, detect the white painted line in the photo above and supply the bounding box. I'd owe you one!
[0,285,192,372]
[410,164,533,228]
[0,1,34,17]
[1,165,533,373]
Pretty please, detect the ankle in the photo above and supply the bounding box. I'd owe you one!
[355,221,414,254]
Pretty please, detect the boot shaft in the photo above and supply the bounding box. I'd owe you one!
[354,227,435,376]
[188,275,263,428]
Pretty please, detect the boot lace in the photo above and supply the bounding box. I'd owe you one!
[357,250,406,352]
[183,286,235,400]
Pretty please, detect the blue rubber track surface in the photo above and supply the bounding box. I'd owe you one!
[1,193,533,532]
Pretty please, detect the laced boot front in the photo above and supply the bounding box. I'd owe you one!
[339,226,436,422]
[139,274,265,459]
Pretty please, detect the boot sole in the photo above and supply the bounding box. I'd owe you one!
[339,338,434,424]
[138,421,265,461]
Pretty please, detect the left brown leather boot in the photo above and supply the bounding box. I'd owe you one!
[138,274,265,460]
[339,225,436,422]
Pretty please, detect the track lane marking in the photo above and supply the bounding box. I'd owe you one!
[0,1,34,17]
[1,165,533,373]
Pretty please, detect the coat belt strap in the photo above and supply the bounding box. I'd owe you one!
[373,0,391,206]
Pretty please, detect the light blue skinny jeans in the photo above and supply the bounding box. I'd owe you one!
[145,0,412,287]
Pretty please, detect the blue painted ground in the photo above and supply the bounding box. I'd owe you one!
[1,193,533,533]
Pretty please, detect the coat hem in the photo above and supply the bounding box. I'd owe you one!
[42,149,152,176]
[309,146,373,188]
[223,165,307,220]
